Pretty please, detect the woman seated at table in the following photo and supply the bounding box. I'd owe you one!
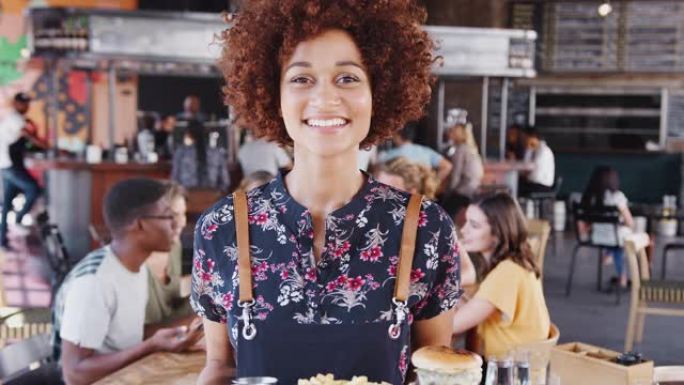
[373,156,438,200]
[580,165,635,289]
[452,192,550,358]
[144,183,196,329]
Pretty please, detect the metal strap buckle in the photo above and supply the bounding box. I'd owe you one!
[388,297,408,340]
[238,299,257,340]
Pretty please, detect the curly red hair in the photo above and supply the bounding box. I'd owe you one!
[219,0,435,147]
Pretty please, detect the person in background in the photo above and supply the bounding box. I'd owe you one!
[144,182,196,328]
[0,92,48,250]
[452,193,550,358]
[172,123,230,191]
[177,95,206,123]
[377,123,453,185]
[580,166,635,289]
[237,128,292,177]
[53,178,203,385]
[136,114,156,161]
[373,157,438,200]
[238,170,275,192]
[154,115,176,160]
[445,121,483,199]
[519,127,555,196]
[505,124,527,161]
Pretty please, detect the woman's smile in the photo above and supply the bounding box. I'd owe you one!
[303,116,351,134]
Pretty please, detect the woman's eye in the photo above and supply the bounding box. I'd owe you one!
[290,76,312,84]
[337,74,360,84]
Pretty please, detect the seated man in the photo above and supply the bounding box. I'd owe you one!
[377,123,452,185]
[519,126,555,196]
[52,178,202,385]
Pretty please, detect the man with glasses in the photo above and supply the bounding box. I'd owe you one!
[52,178,202,385]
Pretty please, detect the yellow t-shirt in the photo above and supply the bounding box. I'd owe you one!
[475,259,550,357]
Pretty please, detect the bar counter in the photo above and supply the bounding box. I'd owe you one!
[28,158,171,261]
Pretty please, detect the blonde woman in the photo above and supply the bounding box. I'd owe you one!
[374,156,439,200]
[445,122,483,198]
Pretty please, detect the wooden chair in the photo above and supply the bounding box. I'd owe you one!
[654,366,684,384]
[0,249,6,307]
[0,307,52,349]
[624,233,684,352]
[526,219,551,279]
[517,323,560,385]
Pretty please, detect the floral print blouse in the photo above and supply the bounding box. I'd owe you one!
[190,173,462,351]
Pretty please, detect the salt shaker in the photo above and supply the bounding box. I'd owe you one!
[514,350,531,385]
[484,356,498,385]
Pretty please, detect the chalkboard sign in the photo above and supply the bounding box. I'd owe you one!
[667,92,684,138]
[531,1,684,73]
[545,3,620,72]
[625,2,683,71]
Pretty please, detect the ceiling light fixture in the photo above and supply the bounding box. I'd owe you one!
[598,1,613,17]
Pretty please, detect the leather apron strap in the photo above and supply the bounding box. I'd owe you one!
[393,193,423,302]
[234,190,253,304]
[235,190,422,304]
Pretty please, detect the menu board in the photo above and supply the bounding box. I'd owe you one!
[668,92,684,138]
[624,2,683,71]
[545,3,620,72]
[536,1,684,72]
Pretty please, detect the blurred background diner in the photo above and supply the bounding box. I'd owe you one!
[0,0,683,384]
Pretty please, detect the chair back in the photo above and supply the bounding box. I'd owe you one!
[572,203,622,247]
[0,333,52,381]
[517,323,560,385]
[553,176,563,194]
[654,366,684,383]
[38,222,72,298]
[624,233,652,298]
[526,219,551,277]
[0,250,6,307]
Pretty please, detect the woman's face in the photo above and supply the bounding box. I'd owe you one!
[375,171,407,192]
[448,125,466,144]
[280,29,372,158]
[461,205,497,257]
[170,196,187,240]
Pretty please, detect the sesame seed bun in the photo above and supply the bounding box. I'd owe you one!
[411,346,483,373]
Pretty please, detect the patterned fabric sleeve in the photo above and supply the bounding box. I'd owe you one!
[190,211,230,323]
[412,202,462,321]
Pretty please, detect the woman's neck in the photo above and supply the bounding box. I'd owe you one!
[285,146,363,217]
[482,250,494,266]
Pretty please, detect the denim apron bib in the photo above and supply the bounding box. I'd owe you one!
[232,191,423,385]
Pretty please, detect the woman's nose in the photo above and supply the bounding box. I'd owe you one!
[310,82,341,108]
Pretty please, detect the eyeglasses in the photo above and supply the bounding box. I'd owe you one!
[141,214,177,222]
[141,210,183,223]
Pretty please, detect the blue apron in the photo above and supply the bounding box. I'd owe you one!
[232,192,423,385]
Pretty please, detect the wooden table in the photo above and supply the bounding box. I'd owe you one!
[483,161,534,197]
[93,351,207,385]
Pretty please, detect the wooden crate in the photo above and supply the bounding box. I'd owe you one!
[551,342,653,385]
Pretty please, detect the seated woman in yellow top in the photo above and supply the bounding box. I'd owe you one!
[452,192,550,358]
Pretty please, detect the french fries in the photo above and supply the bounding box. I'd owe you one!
[297,374,391,385]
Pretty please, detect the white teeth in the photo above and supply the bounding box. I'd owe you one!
[306,118,347,127]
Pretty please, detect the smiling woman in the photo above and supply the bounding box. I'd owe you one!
[219,0,434,147]
[192,2,462,385]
